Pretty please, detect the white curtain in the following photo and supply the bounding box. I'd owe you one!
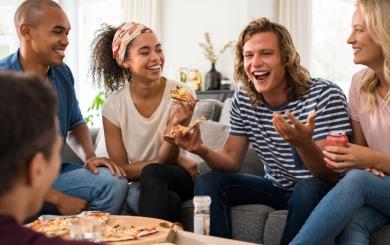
[276,0,312,70]
[122,0,163,40]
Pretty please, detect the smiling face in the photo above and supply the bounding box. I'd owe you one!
[122,32,164,83]
[347,6,384,71]
[243,32,287,104]
[26,5,70,67]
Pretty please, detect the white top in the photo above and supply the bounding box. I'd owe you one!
[349,69,390,155]
[95,79,194,163]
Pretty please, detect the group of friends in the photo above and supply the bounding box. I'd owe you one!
[0,0,389,244]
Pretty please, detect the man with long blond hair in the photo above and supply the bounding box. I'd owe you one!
[171,18,351,244]
[292,0,390,244]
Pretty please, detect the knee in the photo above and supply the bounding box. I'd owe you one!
[341,169,370,187]
[194,170,224,196]
[97,168,129,194]
[140,163,164,180]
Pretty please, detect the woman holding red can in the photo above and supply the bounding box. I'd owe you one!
[291,0,390,244]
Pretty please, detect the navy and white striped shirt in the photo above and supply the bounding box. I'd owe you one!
[229,78,352,190]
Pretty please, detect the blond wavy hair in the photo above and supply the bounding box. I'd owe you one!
[234,18,310,106]
[357,0,390,109]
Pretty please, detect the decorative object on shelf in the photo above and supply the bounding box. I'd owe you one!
[187,69,202,91]
[199,32,234,90]
[177,67,189,83]
[205,63,221,90]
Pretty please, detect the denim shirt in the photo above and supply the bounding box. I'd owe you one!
[0,50,85,142]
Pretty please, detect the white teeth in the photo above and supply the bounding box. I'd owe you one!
[353,48,361,54]
[253,71,268,76]
[149,65,161,70]
[54,49,65,56]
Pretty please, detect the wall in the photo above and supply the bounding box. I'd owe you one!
[162,0,276,85]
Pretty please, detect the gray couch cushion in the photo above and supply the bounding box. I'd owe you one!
[231,204,275,244]
[263,210,287,245]
[192,99,223,122]
[219,98,232,125]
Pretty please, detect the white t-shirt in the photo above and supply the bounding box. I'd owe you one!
[95,79,194,163]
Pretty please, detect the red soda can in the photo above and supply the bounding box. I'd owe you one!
[325,131,348,147]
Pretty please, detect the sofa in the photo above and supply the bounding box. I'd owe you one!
[63,98,390,245]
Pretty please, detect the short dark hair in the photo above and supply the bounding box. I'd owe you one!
[14,0,61,30]
[0,71,58,197]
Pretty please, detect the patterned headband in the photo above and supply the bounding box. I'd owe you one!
[112,22,153,66]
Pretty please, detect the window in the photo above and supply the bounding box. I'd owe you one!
[0,3,19,59]
[310,0,363,96]
[61,0,122,119]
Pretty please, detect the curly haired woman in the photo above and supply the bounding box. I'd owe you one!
[90,22,196,222]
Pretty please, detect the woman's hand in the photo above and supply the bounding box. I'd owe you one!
[323,143,377,171]
[168,96,196,127]
[273,111,317,147]
[177,155,199,182]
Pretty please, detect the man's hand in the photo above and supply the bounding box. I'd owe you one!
[173,125,207,156]
[84,156,127,177]
[56,193,88,215]
[273,111,317,147]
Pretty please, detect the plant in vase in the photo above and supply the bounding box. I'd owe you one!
[84,91,107,127]
[199,32,234,90]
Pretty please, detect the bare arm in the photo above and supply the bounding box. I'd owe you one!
[325,119,390,174]
[273,111,340,183]
[175,125,249,172]
[44,189,88,215]
[103,116,159,181]
[67,123,95,160]
[67,122,125,177]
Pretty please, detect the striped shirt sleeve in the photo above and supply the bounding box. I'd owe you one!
[228,90,247,136]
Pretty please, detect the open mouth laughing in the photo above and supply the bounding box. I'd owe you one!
[253,71,270,81]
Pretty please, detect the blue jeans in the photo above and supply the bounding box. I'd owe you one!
[194,171,332,245]
[127,182,141,215]
[291,169,390,245]
[41,163,129,215]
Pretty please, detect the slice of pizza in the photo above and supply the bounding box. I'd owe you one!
[28,217,72,237]
[170,86,193,102]
[137,226,159,238]
[101,224,143,242]
[80,211,110,224]
[167,116,206,138]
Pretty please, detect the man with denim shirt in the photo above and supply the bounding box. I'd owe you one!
[0,0,128,215]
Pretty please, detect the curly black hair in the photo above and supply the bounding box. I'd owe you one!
[90,23,131,94]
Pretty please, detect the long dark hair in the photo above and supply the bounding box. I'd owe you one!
[90,24,131,94]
